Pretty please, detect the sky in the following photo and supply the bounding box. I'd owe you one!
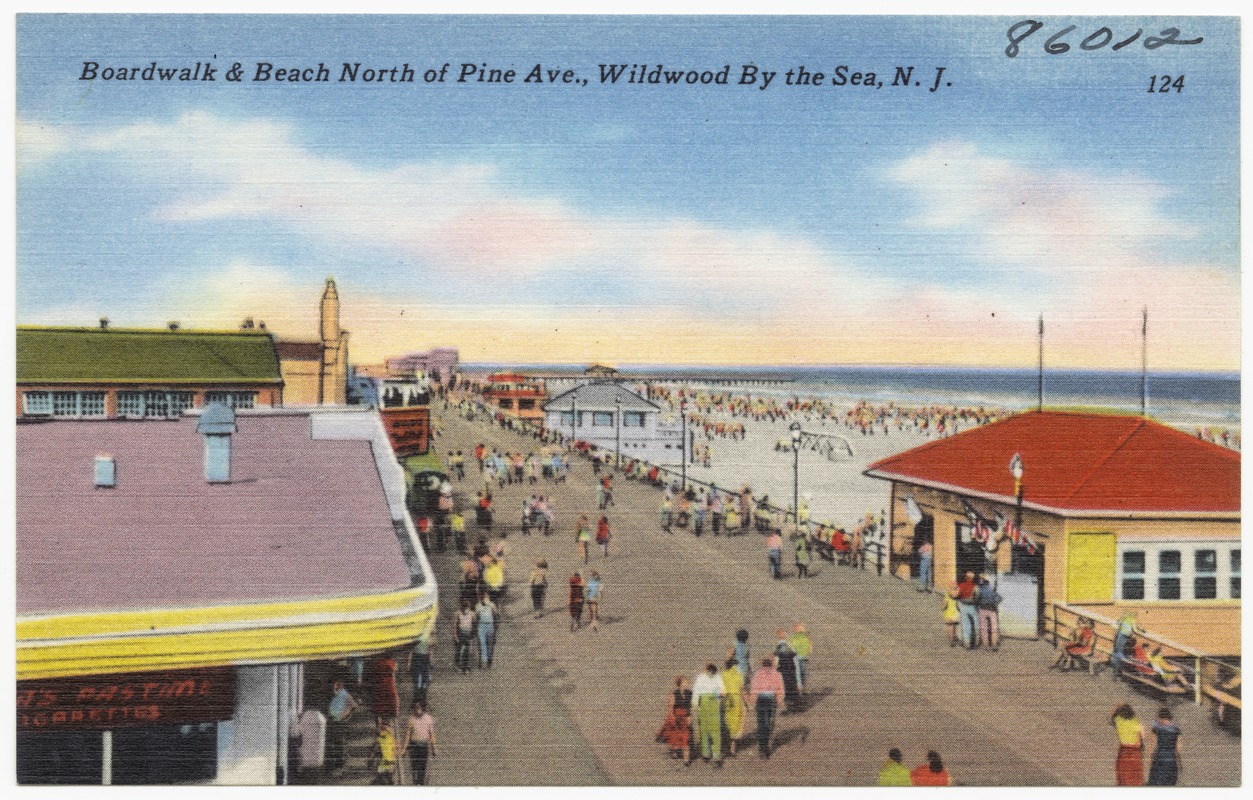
[14,13,1241,370]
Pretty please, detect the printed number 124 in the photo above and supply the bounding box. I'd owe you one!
[1149,75,1184,93]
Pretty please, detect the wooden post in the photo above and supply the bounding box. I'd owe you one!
[1194,656,1203,706]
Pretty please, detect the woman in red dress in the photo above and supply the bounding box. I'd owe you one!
[655,676,693,762]
[369,654,399,721]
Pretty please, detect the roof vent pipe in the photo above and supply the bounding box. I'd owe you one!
[94,454,116,488]
[197,402,237,483]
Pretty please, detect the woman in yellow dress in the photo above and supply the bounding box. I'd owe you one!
[720,658,748,755]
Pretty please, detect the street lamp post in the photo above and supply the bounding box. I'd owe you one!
[790,421,802,525]
[570,396,576,445]
[1003,452,1024,589]
[615,395,622,470]
[680,397,688,492]
[1009,452,1024,529]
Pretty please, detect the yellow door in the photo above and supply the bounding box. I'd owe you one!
[1066,531,1116,602]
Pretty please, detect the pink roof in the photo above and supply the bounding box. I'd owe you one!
[866,410,1240,515]
[17,414,413,616]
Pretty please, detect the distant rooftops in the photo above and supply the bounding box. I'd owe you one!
[17,325,282,385]
[543,382,659,413]
[865,410,1240,516]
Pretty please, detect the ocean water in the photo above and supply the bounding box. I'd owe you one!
[467,364,1241,428]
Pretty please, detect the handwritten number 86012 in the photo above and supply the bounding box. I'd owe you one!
[1005,21,1203,58]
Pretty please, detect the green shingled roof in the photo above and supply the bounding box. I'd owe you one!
[17,327,283,385]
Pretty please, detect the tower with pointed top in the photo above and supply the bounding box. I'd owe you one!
[318,278,349,404]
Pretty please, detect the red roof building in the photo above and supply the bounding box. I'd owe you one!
[865,410,1240,656]
[867,410,1239,517]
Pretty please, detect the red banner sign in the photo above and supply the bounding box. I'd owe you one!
[17,667,235,731]
[381,406,431,455]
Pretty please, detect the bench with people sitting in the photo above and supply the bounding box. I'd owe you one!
[1051,617,1108,675]
[810,526,855,565]
[810,526,835,562]
[1118,639,1191,697]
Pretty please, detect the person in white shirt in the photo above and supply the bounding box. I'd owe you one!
[692,663,726,766]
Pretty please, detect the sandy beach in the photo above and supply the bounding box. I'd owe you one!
[664,403,948,530]
[644,383,1239,532]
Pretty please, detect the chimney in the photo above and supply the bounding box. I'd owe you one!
[197,402,237,483]
[93,454,116,488]
[99,317,110,330]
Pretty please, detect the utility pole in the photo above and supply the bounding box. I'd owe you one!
[1140,307,1148,417]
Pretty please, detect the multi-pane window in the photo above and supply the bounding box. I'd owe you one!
[204,391,256,410]
[22,390,106,417]
[1158,550,1182,600]
[1194,550,1218,600]
[624,411,646,427]
[79,392,106,416]
[117,391,197,418]
[117,392,144,417]
[558,411,574,427]
[53,392,80,416]
[593,412,613,427]
[22,391,53,415]
[169,393,196,416]
[1117,542,1240,601]
[1121,551,1146,600]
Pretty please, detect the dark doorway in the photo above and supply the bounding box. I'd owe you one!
[17,730,103,784]
[955,522,985,584]
[111,722,218,785]
[910,514,934,579]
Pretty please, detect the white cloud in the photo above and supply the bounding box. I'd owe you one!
[17,118,1238,369]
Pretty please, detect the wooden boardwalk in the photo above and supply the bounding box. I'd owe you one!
[331,405,1241,786]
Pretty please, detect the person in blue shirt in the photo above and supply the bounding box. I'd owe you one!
[586,571,603,632]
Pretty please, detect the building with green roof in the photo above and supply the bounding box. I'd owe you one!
[16,325,284,419]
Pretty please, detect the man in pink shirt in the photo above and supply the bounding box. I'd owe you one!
[748,657,785,758]
[766,531,783,579]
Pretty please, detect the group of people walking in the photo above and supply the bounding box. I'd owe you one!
[656,626,812,764]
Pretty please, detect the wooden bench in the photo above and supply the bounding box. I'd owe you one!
[810,531,836,562]
[1119,662,1191,698]
[1054,635,1108,675]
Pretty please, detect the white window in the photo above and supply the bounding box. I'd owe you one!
[79,392,106,416]
[205,391,256,410]
[22,391,53,416]
[117,391,198,418]
[1121,551,1146,600]
[53,392,80,416]
[25,390,107,417]
[1158,550,1182,600]
[1117,541,1241,601]
[1194,549,1218,600]
[593,411,613,427]
[117,391,144,417]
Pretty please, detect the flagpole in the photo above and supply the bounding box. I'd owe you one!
[1037,313,1044,412]
[1140,307,1148,417]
